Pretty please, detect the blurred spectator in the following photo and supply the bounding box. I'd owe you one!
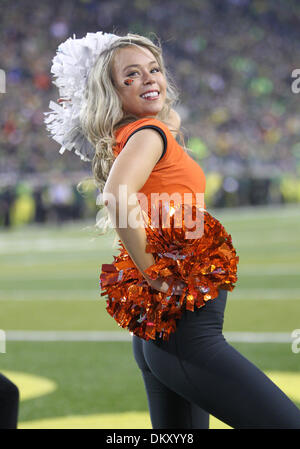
[47,181,74,223]
[0,187,15,227]
[0,0,300,228]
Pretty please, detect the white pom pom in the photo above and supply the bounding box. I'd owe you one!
[44,31,120,162]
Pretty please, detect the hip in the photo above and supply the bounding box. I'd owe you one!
[133,288,228,351]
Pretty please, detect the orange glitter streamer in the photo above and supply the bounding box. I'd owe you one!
[99,204,239,341]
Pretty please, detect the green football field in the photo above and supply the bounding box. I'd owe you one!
[0,204,300,429]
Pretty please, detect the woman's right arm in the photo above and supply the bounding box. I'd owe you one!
[103,127,186,295]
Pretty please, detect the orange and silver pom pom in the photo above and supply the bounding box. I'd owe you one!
[100,204,239,342]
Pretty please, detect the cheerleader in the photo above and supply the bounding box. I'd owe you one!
[45,31,300,429]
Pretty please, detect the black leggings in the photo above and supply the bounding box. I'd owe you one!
[0,373,19,429]
[132,289,300,429]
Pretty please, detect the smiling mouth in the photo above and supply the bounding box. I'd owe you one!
[140,91,160,100]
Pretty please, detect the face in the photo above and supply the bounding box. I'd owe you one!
[111,45,167,118]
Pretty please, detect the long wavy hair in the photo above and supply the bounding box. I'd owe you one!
[79,32,184,238]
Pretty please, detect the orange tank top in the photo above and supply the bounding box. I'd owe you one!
[113,117,206,214]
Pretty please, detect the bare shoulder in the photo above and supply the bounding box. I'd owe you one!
[104,128,164,194]
[123,127,164,163]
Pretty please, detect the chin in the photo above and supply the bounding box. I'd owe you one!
[139,105,164,117]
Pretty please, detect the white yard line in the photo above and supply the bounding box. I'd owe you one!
[2,266,300,277]
[4,330,295,343]
[1,289,299,300]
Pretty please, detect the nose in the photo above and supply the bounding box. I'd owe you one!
[143,70,156,85]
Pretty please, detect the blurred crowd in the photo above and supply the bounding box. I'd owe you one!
[1,0,300,227]
[0,174,95,228]
[1,171,299,228]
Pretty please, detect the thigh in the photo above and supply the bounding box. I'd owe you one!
[132,336,209,429]
[187,340,300,429]
[141,290,300,429]
[141,289,229,398]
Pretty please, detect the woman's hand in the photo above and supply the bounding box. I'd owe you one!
[146,276,187,296]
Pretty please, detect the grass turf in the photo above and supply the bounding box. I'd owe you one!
[0,204,299,428]
[1,341,299,424]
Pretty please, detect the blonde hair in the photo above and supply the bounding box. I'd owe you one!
[78,32,184,237]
